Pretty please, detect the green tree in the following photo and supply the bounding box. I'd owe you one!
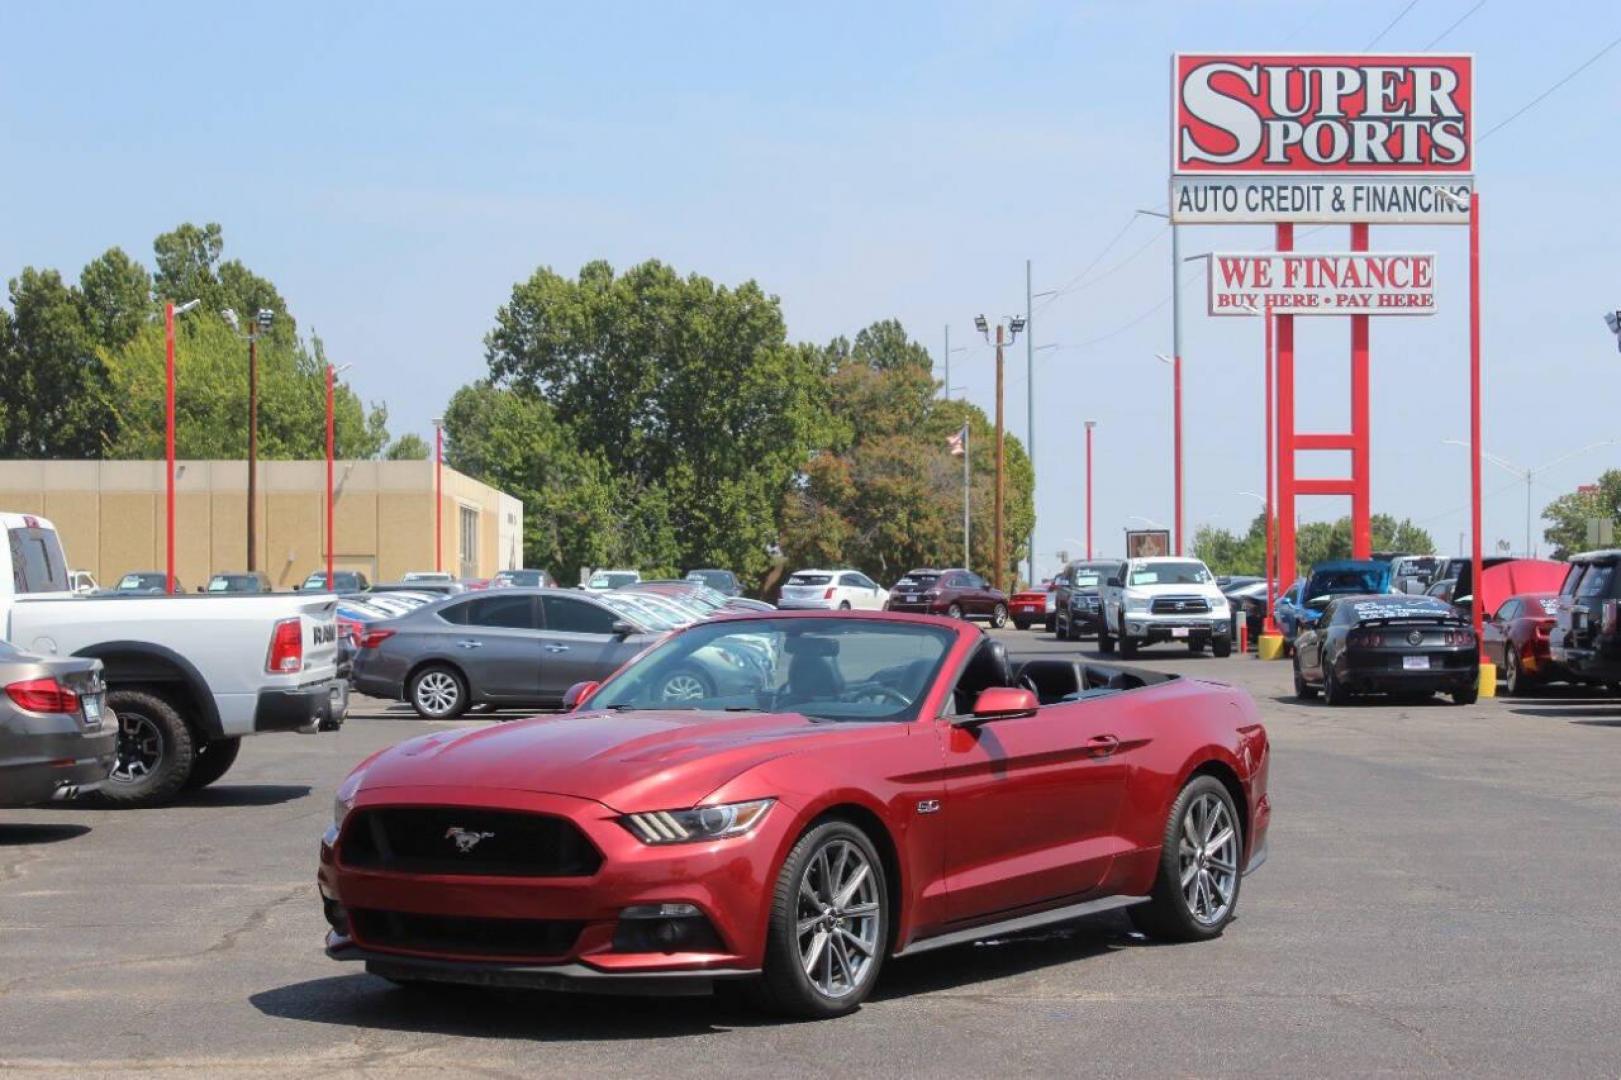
[384,432,431,460]
[1191,512,1435,580]
[485,260,829,582]
[1,268,106,457]
[79,247,152,348]
[151,222,295,345]
[1542,469,1621,557]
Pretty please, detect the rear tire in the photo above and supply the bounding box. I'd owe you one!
[182,736,242,791]
[990,603,1008,629]
[410,665,468,720]
[96,689,194,808]
[838,600,852,611]
[754,820,888,1019]
[1013,619,1030,631]
[1502,650,1525,696]
[1293,655,1318,699]
[1129,775,1243,942]
[1452,681,1479,706]
[1323,661,1350,706]
[946,603,964,620]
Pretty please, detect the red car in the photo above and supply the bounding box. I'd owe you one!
[1482,591,1566,694]
[884,568,1010,627]
[1009,579,1056,632]
[319,611,1270,1018]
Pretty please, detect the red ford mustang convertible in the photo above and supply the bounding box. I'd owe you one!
[320,612,1271,1018]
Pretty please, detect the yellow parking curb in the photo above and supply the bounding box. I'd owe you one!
[1477,661,1497,698]
[1257,633,1286,661]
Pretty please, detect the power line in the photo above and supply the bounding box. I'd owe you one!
[1035,225,1169,315]
[1424,0,1486,48]
[1365,0,1422,48]
[1479,31,1621,141]
[1031,214,1143,314]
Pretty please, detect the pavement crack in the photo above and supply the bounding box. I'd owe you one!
[0,884,309,997]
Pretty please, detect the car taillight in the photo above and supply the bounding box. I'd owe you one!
[824,587,835,599]
[266,617,304,674]
[336,617,361,645]
[1348,629,1386,648]
[1442,629,1475,647]
[357,628,396,649]
[1535,620,1552,639]
[1604,601,1619,635]
[5,677,80,714]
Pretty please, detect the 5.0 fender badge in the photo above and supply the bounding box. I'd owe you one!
[916,800,941,815]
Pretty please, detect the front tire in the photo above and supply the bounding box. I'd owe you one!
[182,737,242,791]
[1118,617,1138,659]
[755,820,888,1019]
[990,603,1008,629]
[1212,637,1232,658]
[1130,775,1243,942]
[1097,619,1115,653]
[410,665,468,719]
[96,689,195,808]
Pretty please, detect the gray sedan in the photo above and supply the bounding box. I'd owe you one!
[349,588,666,719]
[0,643,116,806]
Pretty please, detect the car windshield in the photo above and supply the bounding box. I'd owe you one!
[895,574,939,589]
[1129,561,1210,586]
[600,592,680,630]
[1308,568,1384,597]
[1349,596,1453,621]
[497,570,544,586]
[208,576,257,592]
[687,570,731,589]
[1070,572,1101,588]
[589,572,639,589]
[787,573,833,586]
[117,574,164,590]
[587,617,955,722]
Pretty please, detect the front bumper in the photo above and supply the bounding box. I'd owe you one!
[1123,616,1230,641]
[255,676,348,733]
[0,713,117,807]
[319,785,794,987]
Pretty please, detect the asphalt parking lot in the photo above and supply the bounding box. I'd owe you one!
[3,629,1619,1077]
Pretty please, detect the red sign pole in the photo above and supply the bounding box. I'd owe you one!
[164,301,176,594]
[1275,224,1297,595]
[1350,223,1373,559]
[1263,300,1276,634]
[434,423,444,574]
[1084,420,1095,561]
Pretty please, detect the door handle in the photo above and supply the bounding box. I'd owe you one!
[1086,734,1120,757]
[455,640,483,649]
[544,644,571,653]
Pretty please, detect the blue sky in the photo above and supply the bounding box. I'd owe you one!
[4,1,1619,576]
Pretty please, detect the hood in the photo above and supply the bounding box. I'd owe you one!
[1479,559,1567,614]
[357,709,906,811]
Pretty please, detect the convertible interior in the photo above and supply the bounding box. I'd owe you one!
[950,637,1177,713]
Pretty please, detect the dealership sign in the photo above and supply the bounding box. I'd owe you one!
[1204,252,1437,316]
[1171,54,1473,223]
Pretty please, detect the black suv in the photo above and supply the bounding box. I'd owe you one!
[1053,560,1121,642]
[1549,550,1621,687]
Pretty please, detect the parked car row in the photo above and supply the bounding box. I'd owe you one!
[0,512,348,809]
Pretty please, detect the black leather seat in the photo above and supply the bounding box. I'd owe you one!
[1013,659,1085,705]
[784,653,845,705]
[953,638,1014,713]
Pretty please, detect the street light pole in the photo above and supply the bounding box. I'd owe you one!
[164,299,200,593]
[222,308,274,572]
[433,418,445,574]
[324,362,352,591]
[1026,259,1035,585]
[1084,420,1096,560]
[975,314,1025,591]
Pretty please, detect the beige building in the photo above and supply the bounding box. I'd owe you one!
[0,459,523,590]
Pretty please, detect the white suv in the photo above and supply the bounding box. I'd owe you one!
[1099,556,1232,658]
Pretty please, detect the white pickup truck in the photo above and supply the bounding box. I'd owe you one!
[1098,555,1233,658]
[1,512,347,807]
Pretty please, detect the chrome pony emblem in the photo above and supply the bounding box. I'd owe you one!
[444,826,495,853]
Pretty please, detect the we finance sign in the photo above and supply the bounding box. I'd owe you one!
[1170,54,1473,224]
[1204,252,1437,316]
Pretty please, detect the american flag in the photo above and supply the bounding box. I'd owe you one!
[947,424,967,457]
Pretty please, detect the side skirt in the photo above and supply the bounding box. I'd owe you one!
[896,894,1148,958]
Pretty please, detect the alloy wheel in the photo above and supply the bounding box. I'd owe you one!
[1504,650,1520,695]
[660,672,708,702]
[796,838,882,999]
[1178,792,1239,926]
[414,671,460,716]
[111,713,162,783]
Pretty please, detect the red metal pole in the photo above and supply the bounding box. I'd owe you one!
[1469,193,1485,657]
[164,302,176,593]
[1173,353,1184,555]
[1276,224,1297,592]
[434,424,443,573]
[325,364,335,591]
[1085,422,1094,561]
[1350,222,1372,558]
[1264,302,1276,633]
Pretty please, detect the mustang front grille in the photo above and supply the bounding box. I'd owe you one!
[349,908,585,959]
[340,807,603,878]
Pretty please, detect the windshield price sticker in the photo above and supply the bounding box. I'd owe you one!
[1204,252,1436,316]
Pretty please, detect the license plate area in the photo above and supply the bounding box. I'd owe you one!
[1171,627,1190,638]
[1403,655,1431,670]
[81,692,104,729]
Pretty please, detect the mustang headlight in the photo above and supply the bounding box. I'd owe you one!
[333,769,366,830]
[622,798,774,844]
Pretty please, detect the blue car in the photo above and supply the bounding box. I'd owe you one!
[1278,560,1394,644]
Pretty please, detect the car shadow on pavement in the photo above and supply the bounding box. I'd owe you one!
[40,784,312,812]
[250,973,762,1039]
[0,821,91,845]
[1508,705,1621,725]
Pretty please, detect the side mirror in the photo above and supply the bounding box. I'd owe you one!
[955,687,1039,727]
[611,620,636,638]
[562,680,600,710]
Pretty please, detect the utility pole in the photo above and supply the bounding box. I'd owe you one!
[975,314,1024,591]
[1025,259,1035,585]
[222,308,274,571]
[943,325,950,399]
